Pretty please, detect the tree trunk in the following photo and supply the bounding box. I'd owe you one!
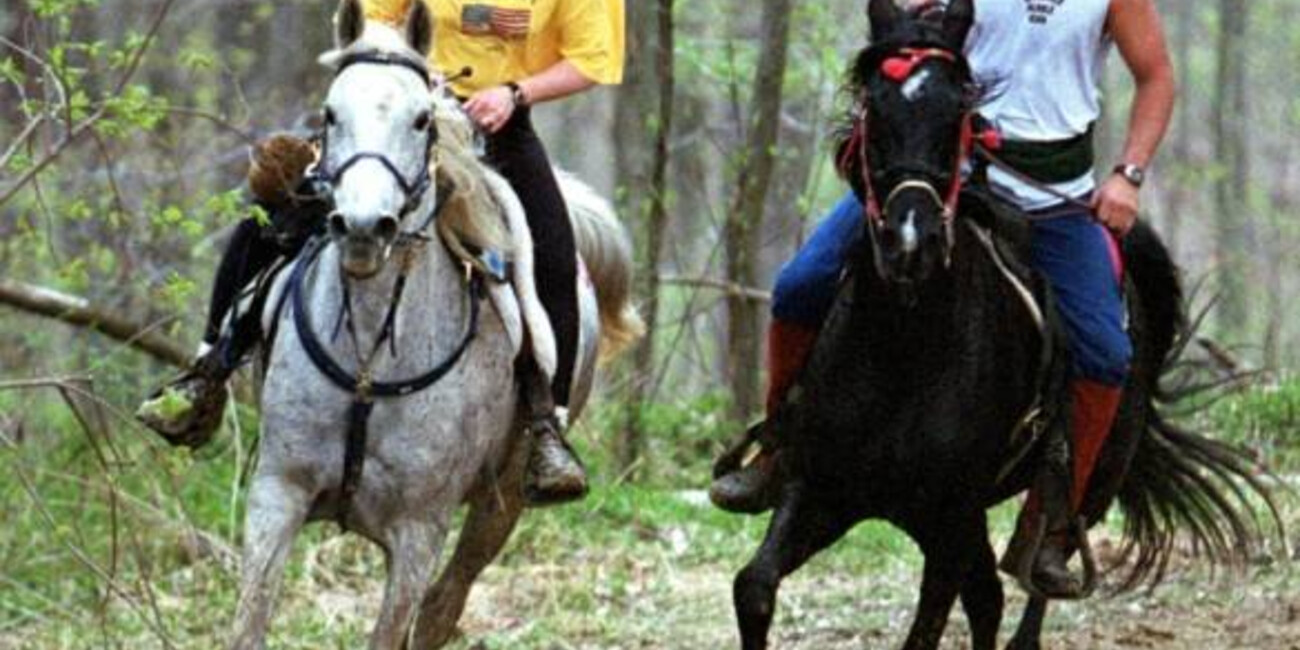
[724,0,794,423]
[1211,0,1250,335]
[1161,0,1193,258]
[613,0,675,472]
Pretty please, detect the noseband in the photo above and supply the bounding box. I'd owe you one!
[314,51,441,231]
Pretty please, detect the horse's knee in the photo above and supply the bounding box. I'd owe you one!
[734,563,779,621]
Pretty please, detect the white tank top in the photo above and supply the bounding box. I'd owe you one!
[962,0,1113,210]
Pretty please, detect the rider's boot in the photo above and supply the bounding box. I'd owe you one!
[709,319,819,513]
[1003,379,1122,598]
[520,358,588,506]
[135,341,238,449]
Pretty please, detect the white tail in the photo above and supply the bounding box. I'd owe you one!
[558,171,645,360]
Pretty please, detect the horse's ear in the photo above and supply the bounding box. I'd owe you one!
[334,0,365,49]
[867,0,902,41]
[405,0,434,57]
[942,0,975,49]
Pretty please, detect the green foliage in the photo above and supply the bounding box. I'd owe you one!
[1205,377,1300,471]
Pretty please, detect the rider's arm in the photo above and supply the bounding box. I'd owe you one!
[1093,0,1175,234]
[1109,0,1176,169]
[466,0,623,133]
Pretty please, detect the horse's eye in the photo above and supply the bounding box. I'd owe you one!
[323,106,337,127]
[413,110,431,132]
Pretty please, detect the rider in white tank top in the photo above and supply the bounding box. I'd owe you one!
[965,0,1113,210]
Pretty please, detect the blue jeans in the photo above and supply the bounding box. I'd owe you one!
[771,191,1131,386]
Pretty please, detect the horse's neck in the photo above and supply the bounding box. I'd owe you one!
[847,235,1002,378]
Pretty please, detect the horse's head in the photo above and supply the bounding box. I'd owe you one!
[841,0,976,286]
[316,0,439,279]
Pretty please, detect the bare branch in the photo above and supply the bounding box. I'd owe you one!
[0,113,46,171]
[658,274,771,303]
[0,279,189,367]
[0,0,177,208]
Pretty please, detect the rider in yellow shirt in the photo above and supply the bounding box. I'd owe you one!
[138,0,624,507]
[369,0,625,505]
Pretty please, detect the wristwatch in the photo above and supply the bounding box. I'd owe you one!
[1113,163,1146,188]
[505,81,529,108]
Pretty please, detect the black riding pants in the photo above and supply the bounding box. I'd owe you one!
[203,218,280,346]
[485,107,579,408]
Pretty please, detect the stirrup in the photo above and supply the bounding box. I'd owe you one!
[1011,514,1099,600]
[713,420,767,480]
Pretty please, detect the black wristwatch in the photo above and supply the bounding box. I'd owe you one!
[505,81,529,108]
[1113,163,1146,188]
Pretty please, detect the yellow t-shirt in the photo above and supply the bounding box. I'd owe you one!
[364,0,624,96]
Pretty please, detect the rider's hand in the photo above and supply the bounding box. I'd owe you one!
[464,86,516,134]
[1092,173,1140,237]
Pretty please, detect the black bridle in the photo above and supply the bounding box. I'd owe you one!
[313,50,441,232]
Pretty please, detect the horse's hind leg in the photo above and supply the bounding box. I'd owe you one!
[411,469,525,649]
[228,475,312,650]
[734,484,854,650]
[370,519,447,650]
[958,519,1004,650]
[1005,596,1048,650]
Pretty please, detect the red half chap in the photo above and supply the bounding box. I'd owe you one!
[1019,378,1124,525]
[765,319,820,415]
[1068,378,1123,511]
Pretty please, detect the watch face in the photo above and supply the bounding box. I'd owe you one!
[1118,164,1145,186]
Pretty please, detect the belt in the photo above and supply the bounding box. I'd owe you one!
[994,123,1095,185]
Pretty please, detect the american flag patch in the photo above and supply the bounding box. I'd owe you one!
[462,4,532,40]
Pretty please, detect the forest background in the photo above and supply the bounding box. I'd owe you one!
[0,0,1296,647]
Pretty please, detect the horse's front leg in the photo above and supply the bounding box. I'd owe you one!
[1005,596,1048,650]
[412,444,527,649]
[901,515,986,650]
[958,517,1004,650]
[734,483,854,650]
[371,518,447,650]
[228,474,313,650]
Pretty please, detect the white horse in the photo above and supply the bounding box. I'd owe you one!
[229,1,641,648]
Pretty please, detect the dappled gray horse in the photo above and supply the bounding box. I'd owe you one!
[229,2,641,648]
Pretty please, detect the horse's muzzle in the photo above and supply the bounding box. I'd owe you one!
[330,212,400,279]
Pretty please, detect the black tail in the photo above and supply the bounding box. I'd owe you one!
[1112,222,1282,590]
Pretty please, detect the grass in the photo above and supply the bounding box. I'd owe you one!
[0,380,1296,648]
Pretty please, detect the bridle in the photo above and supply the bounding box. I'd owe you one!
[838,46,998,240]
[313,50,442,235]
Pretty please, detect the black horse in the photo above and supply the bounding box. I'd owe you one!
[731,2,1276,649]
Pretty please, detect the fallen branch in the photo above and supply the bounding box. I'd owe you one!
[0,279,188,368]
[658,274,771,303]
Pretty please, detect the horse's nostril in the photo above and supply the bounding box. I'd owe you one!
[375,215,399,242]
[328,213,348,238]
